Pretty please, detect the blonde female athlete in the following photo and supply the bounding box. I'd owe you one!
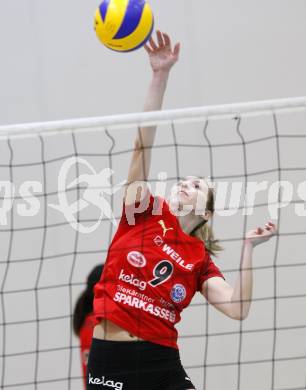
[87,31,277,390]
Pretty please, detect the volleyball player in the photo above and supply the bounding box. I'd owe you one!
[73,264,104,388]
[87,31,277,390]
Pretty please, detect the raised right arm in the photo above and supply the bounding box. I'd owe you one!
[124,31,180,205]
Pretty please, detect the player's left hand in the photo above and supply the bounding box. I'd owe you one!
[245,221,277,247]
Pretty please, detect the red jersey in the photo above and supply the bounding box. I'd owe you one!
[79,313,94,387]
[94,192,225,349]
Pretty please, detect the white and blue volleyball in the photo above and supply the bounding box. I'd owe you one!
[94,0,154,52]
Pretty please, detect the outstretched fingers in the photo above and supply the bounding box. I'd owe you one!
[145,31,164,52]
[148,35,158,51]
[144,30,180,58]
[156,30,165,47]
[163,32,180,58]
[163,32,171,49]
[143,43,152,54]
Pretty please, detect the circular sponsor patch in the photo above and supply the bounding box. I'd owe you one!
[127,251,147,268]
[170,284,186,303]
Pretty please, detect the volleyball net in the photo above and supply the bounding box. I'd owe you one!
[1,97,306,390]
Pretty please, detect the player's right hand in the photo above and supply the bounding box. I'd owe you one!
[144,30,180,74]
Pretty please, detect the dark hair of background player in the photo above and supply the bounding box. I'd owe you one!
[73,264,104,336]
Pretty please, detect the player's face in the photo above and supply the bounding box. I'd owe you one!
[170,176,209,215]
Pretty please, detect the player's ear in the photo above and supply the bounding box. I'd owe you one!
[202,209,212,222]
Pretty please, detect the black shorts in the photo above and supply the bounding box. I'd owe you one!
[87,338,196,390]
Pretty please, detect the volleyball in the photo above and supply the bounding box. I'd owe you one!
[94,0,154,52]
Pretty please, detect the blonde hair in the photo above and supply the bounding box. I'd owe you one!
[189,179,223,256]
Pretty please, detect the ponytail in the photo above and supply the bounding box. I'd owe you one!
[190,222,223,256]
[73,264,104,336]
[190,180,223,256]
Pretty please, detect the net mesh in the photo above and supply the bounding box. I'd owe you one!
[1,98,306,390]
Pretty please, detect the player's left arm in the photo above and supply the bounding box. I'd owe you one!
[200,221,277,320]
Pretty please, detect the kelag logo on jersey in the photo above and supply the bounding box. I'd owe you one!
[127,251,147,268]
[170,284,186,303]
